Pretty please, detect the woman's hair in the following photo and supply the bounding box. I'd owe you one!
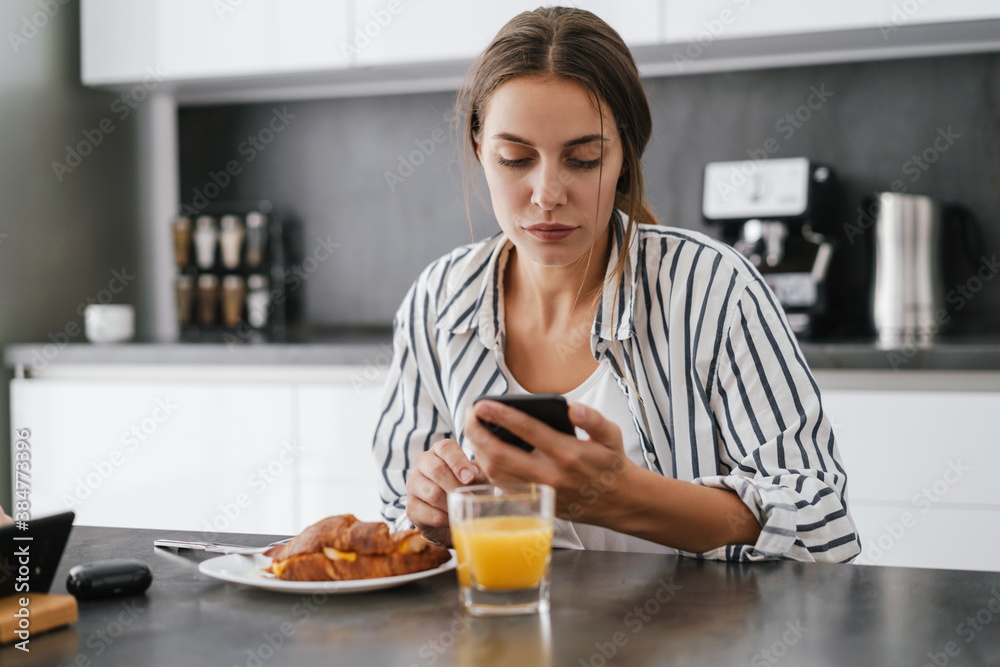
[455,6,659,296]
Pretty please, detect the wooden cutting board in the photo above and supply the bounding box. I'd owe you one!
[0,593,78,644]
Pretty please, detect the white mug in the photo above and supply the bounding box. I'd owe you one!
[84,304,135,343]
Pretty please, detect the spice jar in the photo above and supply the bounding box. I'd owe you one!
[221,275,247,328]
[246,274,270,328]
[220,215,245,270]
[197,273,220,326]
[194,216,219,270]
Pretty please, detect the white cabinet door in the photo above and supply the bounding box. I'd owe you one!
[80,1,159,85]
[10,378,297,535]
[352,1,661,68]
[820,388,1000,571]
[351,0,539,67]
[849,505,1000,572]
[82,0,351,85]
[295,372,389,526]
[664,0,1000,43]
[575,1,662,46]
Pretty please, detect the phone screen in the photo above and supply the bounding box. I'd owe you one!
[474,393,575,452]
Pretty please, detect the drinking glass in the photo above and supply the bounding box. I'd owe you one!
[448,483,554,617]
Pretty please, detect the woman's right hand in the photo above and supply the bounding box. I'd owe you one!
[0,504,14,528]
[405,439,485,546]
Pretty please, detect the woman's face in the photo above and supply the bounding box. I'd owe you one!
[477,76,624,269]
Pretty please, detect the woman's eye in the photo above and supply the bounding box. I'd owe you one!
[497,155,530,169]
[571,158,602,170]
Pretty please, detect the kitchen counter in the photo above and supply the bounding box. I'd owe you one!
[5,329,1000,373]
[6,525,1000,666]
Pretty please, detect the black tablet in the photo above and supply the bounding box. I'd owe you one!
[0,511,75,597]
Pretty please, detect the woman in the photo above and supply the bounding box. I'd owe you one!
[372,7,859,562]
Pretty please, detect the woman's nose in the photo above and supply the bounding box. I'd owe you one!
[530,162,568,211]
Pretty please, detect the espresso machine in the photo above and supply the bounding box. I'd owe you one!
[702,157,836,338]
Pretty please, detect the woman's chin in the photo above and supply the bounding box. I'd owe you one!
[512,242,588,269]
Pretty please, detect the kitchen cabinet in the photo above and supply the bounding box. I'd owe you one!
[351,0,660,68]
[81,0,352,86]
[664,0,1000,43]
[10,378,297,535]
[295,374,388,525]
[83,0,999,101]
[82,0,660,88]
[9,365,390,535]
[820,386,1000,571]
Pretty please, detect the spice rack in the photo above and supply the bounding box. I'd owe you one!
[170,200,294,343]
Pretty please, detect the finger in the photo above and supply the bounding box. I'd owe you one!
[406,495,449,530]
[431,438,481,486]
[464,406,544,481]
[472,400,573,457]
[413,448,464,494]
[406,469,449,512]
[567,402,622,449]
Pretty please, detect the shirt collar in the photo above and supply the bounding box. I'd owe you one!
[436,211,640,348]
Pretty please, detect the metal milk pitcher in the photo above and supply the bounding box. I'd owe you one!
[871,192,945,348]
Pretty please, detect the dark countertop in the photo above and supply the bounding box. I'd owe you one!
[6,525,1000,666]
[5,326,1000,372]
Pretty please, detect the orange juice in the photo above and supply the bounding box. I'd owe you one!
[451,516,553,590]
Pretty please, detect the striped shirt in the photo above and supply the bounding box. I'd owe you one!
[372,212,861,563]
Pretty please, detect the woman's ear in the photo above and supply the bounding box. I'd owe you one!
[474,141,482,164]
[616,169,629,194]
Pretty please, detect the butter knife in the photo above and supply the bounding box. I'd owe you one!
[153,538,291,555]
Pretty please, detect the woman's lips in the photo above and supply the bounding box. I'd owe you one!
[523,223,576,242]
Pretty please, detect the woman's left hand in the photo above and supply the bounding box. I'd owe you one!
[464,400,637,525]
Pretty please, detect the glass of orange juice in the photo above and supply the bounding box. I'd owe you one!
[448,483,555,616]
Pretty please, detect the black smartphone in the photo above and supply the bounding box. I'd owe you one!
[474,393,575,452]
[0,510,75,597]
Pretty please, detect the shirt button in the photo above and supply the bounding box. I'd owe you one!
[645,451,657,466]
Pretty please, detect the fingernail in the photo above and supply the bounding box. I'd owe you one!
[573,404,587,420]
[459,469,474,484]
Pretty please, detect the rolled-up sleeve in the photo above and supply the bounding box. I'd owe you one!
[698,279,861,563]
[371,280,453,533]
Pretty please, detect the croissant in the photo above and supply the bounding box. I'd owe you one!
[263,514,450,582]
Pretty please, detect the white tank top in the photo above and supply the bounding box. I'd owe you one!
[499,356,676,554]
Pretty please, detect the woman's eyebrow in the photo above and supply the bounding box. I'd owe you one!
[492,133,606,147]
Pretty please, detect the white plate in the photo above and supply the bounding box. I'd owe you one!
[198,552,457,594]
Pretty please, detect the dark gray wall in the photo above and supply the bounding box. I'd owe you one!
[179,51,1000,336]
[0,0,141,508]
